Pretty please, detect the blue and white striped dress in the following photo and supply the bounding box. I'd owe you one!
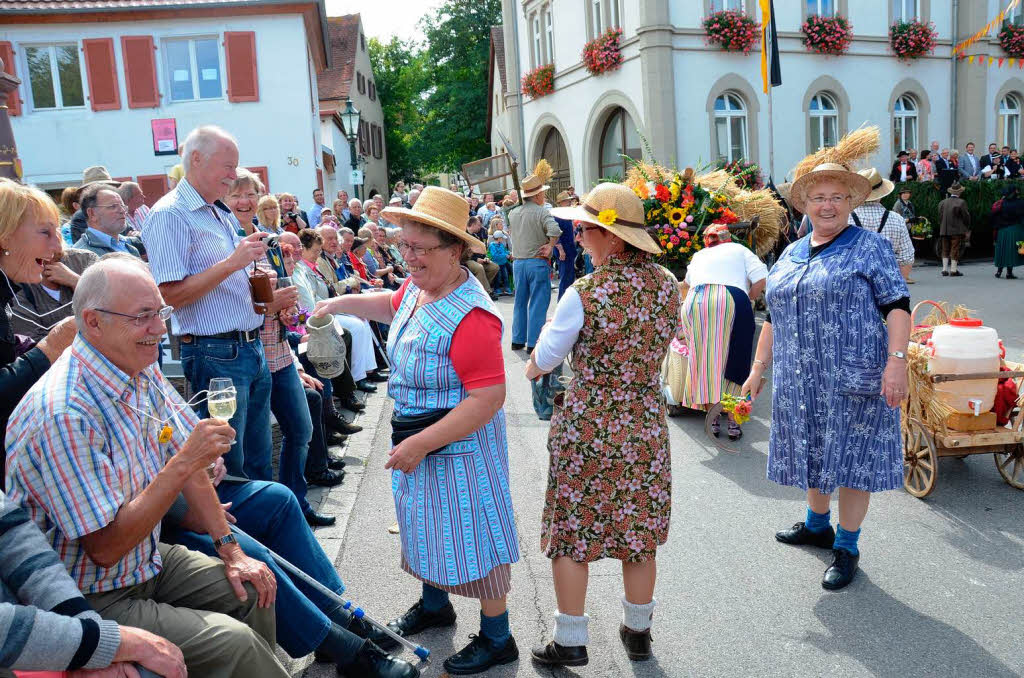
[387,272,520,596]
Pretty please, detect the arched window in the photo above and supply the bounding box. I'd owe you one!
[713,92,748,163]
[806,0,835,16]
[999,94,1021,150]
[541,127,571,200]
[893,94,918,154]
[598,108,642,180]
[809,92,839,151]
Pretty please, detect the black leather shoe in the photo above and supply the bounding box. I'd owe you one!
[530,641,588,667]
[336,396,366,412]
[386,599,457,638]
[619,624,652,661]
[444,635,518,675]
[327,431,348,447]
[525,346,535,353]
[347,614,400,652]
[941,271,950,276]
[357,379,378,393]
[775,522,835,549]
[344,639,420,678]
[822,548,859,590]
[328,455,347,470]
[951,271,964,277]
[367,371,389,383]
[307,468,345,488]
[304,510,337,527]
[328,413,363,435]
[1008,273,1019,279]
[510,343,525,351]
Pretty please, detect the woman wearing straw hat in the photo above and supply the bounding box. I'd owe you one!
[311,186,520,675]
[524,183,679,666]
[741,142,912,591]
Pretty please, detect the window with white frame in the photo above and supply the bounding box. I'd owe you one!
[806,0,835,17]
[532,13,542,67]
[609,0,620,28]
[999,94,1021,150]
[809,93,839,151]
[545,6,554,64]
[893,94,918,154]
[164,37,222,102]
[591,0,602,36]
[24,44,84,110]
[892,0,918,22]
[714,92,748,163]
[1006,0,1023,26]
[710,0,744,11]
[598,107,642,180]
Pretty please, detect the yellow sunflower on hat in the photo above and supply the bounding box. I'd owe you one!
[598,208,618,225]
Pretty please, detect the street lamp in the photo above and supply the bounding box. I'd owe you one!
[340,97,362,200]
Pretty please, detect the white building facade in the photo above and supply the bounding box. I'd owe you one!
[495,0,1024,194]
[1,0,329,205]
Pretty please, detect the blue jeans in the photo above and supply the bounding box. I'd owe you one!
[512,258,552,347]
[164,480,360,659]
[181,337,273,481]
[557,248,577,299]
[270,364,313,515]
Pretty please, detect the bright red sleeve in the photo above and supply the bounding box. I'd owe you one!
[391,277,412,311]
[450,308,506,389]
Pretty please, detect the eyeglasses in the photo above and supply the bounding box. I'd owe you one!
[95,203,127,212]
[806,195,851,205]
[94,305,173,326]
[397,241,444,257]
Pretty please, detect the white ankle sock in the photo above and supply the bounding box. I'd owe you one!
[552,612,589,647]
[951,260,959,273]
[622,597,656,632]
[942,257,949,272]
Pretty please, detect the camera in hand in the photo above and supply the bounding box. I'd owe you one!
[265,235,280,248]
[285,212,298,223]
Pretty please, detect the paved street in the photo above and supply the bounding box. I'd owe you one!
[297,260,1023,678]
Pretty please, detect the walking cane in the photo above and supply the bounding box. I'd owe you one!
[229,526,431,663]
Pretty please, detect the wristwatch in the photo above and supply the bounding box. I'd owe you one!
[888,351,907,360]
[212,533,238,550]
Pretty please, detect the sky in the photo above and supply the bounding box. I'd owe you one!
[324,0,446,45]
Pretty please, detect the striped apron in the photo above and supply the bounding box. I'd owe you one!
[387,271,520,597]
[679,283,742,408]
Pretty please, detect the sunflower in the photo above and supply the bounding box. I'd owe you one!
[667,206,687,225]
[597,208,618,225]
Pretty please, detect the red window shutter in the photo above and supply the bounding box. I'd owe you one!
[224,31,259,103]
[121,36,160,108]
[137,174,169,207]
[0,42,20,116]
[82,38,121,111]
[316,168,324,192]
[247,166,269,193]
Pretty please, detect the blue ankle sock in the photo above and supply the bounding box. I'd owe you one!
[479,610,511,646]
[421,583,450,612]
[833,526,861,555]
[805,506,831,533]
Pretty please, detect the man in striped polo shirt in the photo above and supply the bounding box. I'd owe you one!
[142,125,295,482]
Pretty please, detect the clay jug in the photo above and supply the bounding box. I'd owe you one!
[305,315,347,378]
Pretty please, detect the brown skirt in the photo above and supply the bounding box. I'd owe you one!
[400,555,511,599]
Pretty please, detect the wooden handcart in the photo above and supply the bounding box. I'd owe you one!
[901,302,1024,497]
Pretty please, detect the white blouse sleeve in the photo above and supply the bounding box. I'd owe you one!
[743,247,768,284]
[533,286,584,371]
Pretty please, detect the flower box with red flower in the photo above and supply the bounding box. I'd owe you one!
[889,19,937,61]
[521,64,555,99]
[801,14,853,56]
[583,28,624,76]
[999,23,1024,59]
[702,10,760,55]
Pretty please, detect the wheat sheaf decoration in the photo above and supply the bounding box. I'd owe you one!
[793,125,881,179]
[532,158,554,185]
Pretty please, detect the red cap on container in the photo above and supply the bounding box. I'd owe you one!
[949,318,983,327]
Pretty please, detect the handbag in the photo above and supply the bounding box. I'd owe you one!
[391,408,454,455]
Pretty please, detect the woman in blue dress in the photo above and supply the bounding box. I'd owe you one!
[742,160,912,590]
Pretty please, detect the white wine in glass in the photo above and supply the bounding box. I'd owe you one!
[207,378,237,420]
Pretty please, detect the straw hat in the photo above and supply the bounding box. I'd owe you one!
[555,190,572,205]
[858,168,895,202]
[947,182,965,196]
[381,186,485,254]
[789,163,872,212]
[75,165,120,199]
[549,182,661,254]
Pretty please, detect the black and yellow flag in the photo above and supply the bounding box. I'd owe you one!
[759,0,782,93]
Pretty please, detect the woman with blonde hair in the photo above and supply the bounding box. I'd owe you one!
[256,194,283,235]
[0,179,78,459]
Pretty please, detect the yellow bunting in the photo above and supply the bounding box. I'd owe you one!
[968,55,975,64]
[990,57,995,66]
[955,0,1021,54]
[1012,58,1018,67]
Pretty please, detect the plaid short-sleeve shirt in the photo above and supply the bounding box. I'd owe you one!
[5,336,200,594]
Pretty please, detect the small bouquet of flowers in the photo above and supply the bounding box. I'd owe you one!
[908,216,932,239]
[1017,240,1024,255]
[720,393,753,425]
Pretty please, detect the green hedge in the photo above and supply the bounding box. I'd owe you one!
[880,180,1024,258]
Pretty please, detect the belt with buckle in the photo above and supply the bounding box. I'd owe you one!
[180,328,260,344]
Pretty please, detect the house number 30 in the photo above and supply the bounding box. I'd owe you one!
[287,157,300,166]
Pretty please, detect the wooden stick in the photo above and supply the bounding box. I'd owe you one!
[930,371,1024,383]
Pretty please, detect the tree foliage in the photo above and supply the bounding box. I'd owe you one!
[369,0,500,183]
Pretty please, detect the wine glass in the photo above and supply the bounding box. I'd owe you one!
[277,276,293,289]
[206,378,237,479]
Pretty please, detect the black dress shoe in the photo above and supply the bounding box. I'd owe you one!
[444,635,518,675]
[327,431,348,447]
[337,397,366,413]
[822,548,860,590]
[328,413,363,435]
[995,270,1003,278]
[304,510,337,527]
[510,343,525,351]
[367,371,389,383]
[525,346,535,353]
[328,455,347,470]
[357,379,378,393]
[1008,272,1019,279]
[347,614,400,652]
[619,624,652,661]
[941,270,950,276]
[775,522,835,549]
[951,270,964,277]
[307,468,345,488]
[344,639,420,678]
[530,641,588,667]
[386,599,457,638]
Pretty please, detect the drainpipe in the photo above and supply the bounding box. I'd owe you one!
[951,0,959,149]
[512,6,527,162]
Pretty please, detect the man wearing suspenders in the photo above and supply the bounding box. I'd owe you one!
[850,168,916,283]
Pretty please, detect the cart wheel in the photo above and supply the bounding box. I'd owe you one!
[994,444,1024,490]
[903,420,938,498]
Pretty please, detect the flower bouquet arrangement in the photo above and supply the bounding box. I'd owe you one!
[801,14,853,56]
[521,64,554,99]
[1017,239,1024,255]
[999,23,1024,59]
[720,393,753,425]
[703,10,760,55]
[908,216,933,239]
[889,19,937,61]
[719,158,763,190]
[583,27,623,75]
